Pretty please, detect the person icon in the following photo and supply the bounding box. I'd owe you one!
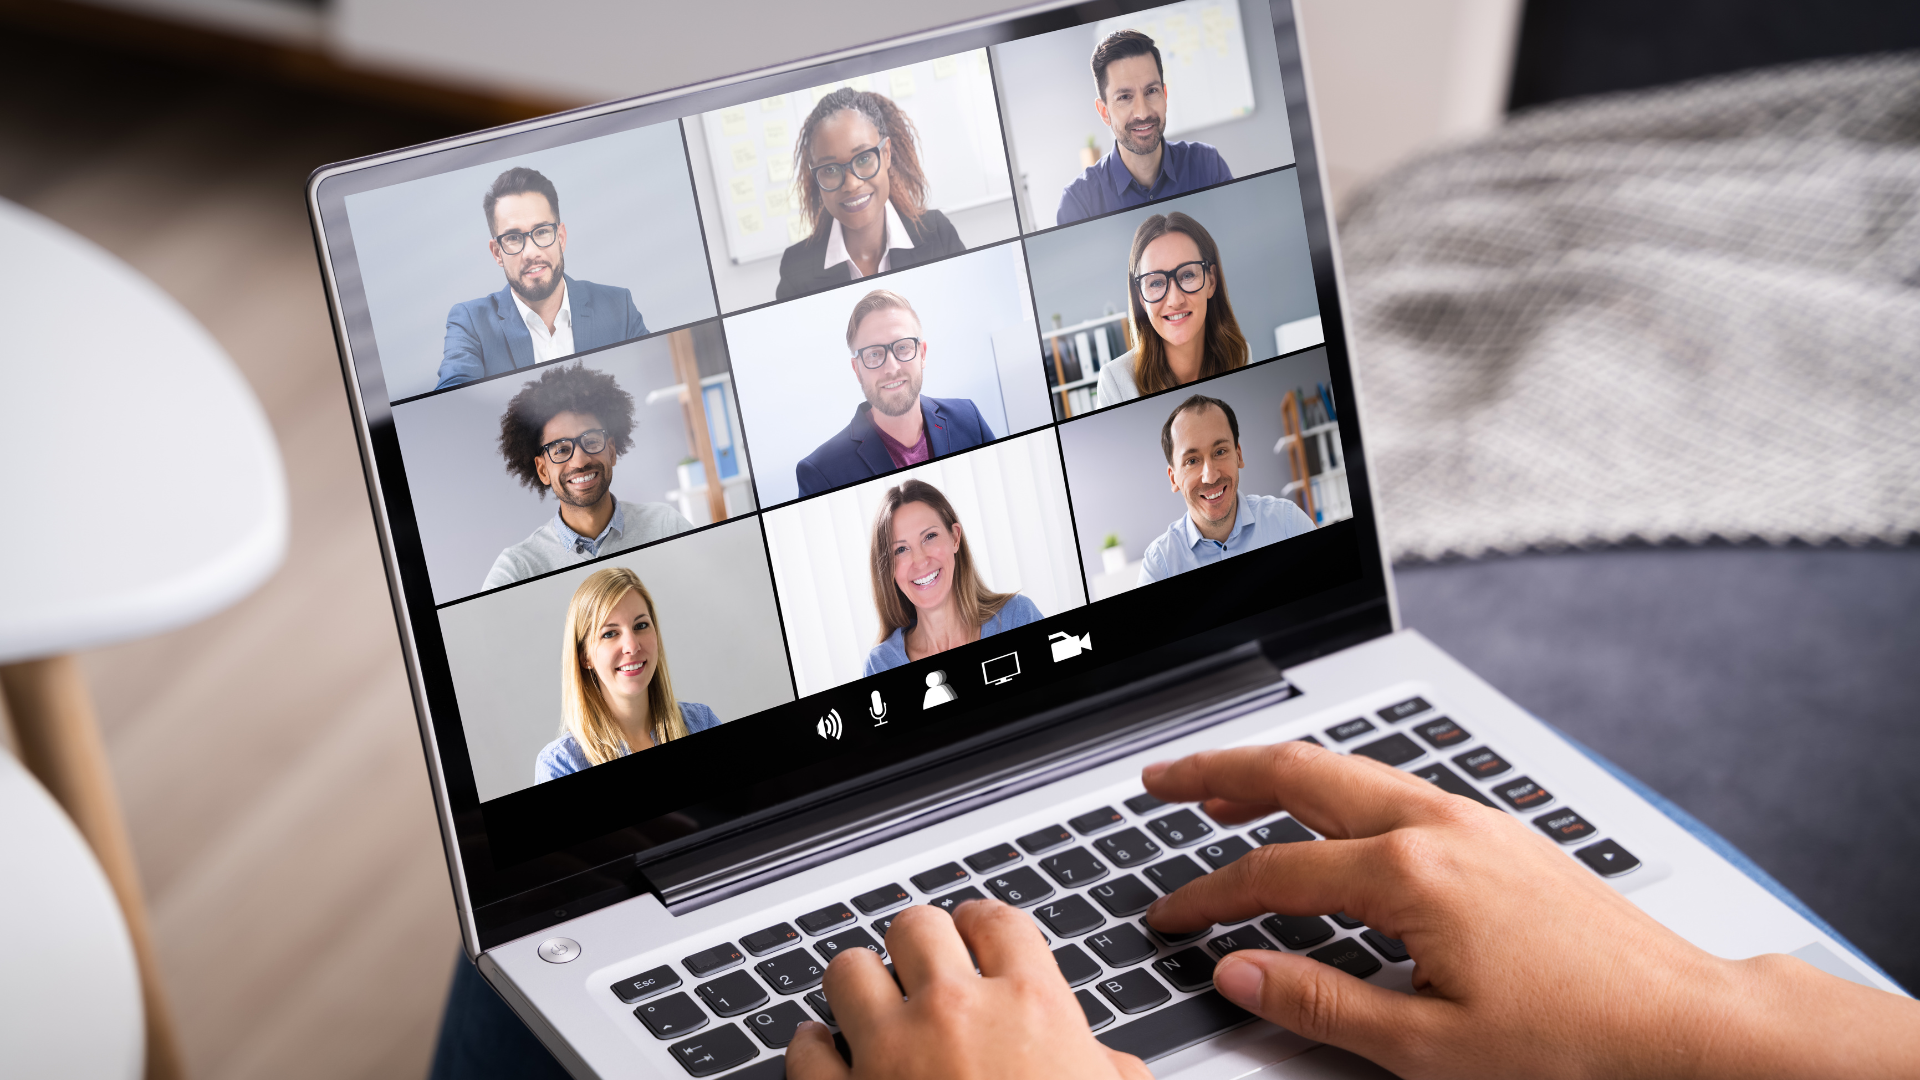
[922,670,958,709]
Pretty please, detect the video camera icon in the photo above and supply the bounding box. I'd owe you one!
[1050,632,1092,662]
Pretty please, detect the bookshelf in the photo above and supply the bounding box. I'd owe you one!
[1042,312,1129,419]
[1276,385,1351,525]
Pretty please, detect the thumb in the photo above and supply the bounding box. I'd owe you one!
[783,1021,852,1080]
[1213,951,1436,1063]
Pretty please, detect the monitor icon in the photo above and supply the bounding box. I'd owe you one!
[982,652,1021,686]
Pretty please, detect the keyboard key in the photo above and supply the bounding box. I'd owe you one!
[636,992,709,1039]
[1352,733,1423,766]
[1144,918,1209,947]
[1327,718,1375,742]
[1146,809,1213,848]
[851,883,909,915]
[1378,696,1433,722]
[1308,938,1383,980]
[740,923,799,956]
[1095,828,1162,867]
[1144,854,1207,895]
[683,943,744,977]
[797,902,855,936]
[1069,806,1125,834]
[803,989,834,1024]
[699,970,771,1015]
[1262,914,1334,949]
[910,862,970,894]
[1296,734,1323,747]
[1096,991,1253,1060]
[1017,823,1073,854]
[1248,817,1316,845]
[1153,947,1217,992]
[668,1024,757,1077]
[1084,924,1156,968]
[1575,838,1642,877]
[815,927,885,963]
[871,915,897,939]
[1054,942,1103,986]
[611,965,682,1004]
[1413,717,1470,748]
[1089,875,1157,917]
[1361,929,1409,963]
[1095,968,1173,1014]
[1409,762,1497,807]
[1534,808,1597,844]
[753,951,824,996]
[1075,988,1116,1031]
[1035,894,1105,937]
[1331,912,1364,929]
[1123,793,1166,815]
[983,866,1054,907]
[929,886,987,913]
[1040,846,1109,887]
[1453,747,1512,779]
[1206,927,1278,958]
[1494,776,1554,811]
[743,1000,809,1049]
[1196,836,1254,869]
[964,843,1021,873]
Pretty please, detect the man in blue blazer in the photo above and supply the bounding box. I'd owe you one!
[795,289,996,497]
[435,168,648,390]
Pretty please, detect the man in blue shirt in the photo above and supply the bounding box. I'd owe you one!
[1056,30,1234,226]
[1139,393,1314,585]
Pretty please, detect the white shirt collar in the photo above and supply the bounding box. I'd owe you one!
[823,199,915,277]
[510,278,571,340]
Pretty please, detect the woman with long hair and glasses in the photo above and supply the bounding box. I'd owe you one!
[1096,211,1249,408]
[535,566,719,782]
[863,479,1041,674]
[775,88,966,301]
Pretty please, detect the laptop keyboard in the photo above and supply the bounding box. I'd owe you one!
[612,695,1644,1077]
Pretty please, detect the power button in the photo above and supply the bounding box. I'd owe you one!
[538,937,581,964]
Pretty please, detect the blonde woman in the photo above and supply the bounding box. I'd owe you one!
[863,479,1041,675]
[535,566,718,782]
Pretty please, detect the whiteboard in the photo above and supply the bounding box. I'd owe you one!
[695,47,1013,266]
[1096,0,1257,137]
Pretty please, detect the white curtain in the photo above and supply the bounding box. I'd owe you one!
[765,430,1088,696]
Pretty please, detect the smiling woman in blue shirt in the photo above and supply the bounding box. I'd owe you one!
[1139,393,1314,585]
[1057,30,1234,226]
[863,479,1041,674]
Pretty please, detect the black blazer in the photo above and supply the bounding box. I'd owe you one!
[794,396,994,498]
[775,209,965,301]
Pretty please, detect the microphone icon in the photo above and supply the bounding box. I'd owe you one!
[868,690,888,725]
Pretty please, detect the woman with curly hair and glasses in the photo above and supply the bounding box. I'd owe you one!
[775,88,967,302]
[1096,211,1249,408]
[535,566,720,782]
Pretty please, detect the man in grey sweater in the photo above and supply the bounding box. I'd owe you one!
[484,363,691,590]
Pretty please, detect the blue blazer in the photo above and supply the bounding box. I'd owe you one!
[795,396,994,497]
[436,276,648,390]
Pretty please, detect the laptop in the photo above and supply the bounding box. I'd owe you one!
[304,1,1896,1076]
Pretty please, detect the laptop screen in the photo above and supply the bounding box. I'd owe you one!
[309,0,1389,939]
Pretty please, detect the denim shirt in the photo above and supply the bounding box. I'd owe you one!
[533,701,721,783]
[1139,494,1316,585]
[1056,139,1233,225]
[863,593,1043,675]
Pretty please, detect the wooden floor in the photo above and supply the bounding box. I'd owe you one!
[0,33,487,1080]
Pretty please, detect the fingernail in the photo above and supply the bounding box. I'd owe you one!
[1213,956,1263,1007]
[1144,897,1166,921]
[1141,760,1173,781]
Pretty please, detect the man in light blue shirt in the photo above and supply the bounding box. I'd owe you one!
[1139,393,1315,585]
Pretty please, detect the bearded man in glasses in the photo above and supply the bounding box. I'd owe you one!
[437,167,651,390]
[484,363,691,590]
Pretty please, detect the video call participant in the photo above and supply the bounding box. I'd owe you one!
[796,289,994,497]
[485,364,691,589]
[436,168,650,390]
[1140,394,1313,585]
[863,479,1041,675]
[1056,30,1233,226]
[1099,211,1249,408]
[535,567,719,782]
[776,89,966,301]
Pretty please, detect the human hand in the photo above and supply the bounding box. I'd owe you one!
[784,899,1150,1080]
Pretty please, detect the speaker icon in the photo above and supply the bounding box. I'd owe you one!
[816,709,844,740]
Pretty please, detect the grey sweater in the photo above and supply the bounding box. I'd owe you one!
[483,498,692,589]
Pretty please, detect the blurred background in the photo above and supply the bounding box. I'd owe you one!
[0,0,1913,1077]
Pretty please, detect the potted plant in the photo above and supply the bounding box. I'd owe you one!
[1101,533,1127,576]
[677,456,703,492]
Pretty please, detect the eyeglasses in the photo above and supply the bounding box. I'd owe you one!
[1134,260,1212,303]
[495,222,559,255]
[811,138,889,192]
[540,428,608,464]
[853,336,922,369]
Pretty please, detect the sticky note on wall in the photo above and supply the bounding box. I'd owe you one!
[738,207,763,234]
[890,69,916,98]
[731,141,758,170]
[729,176,756,204]
[721,108,748,136]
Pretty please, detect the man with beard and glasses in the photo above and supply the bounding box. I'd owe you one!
[1139,393,1312,586]
[436,167,650,390]
[794,289,995,498]
[1056,30,1234,226]
[484,364,691,590]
